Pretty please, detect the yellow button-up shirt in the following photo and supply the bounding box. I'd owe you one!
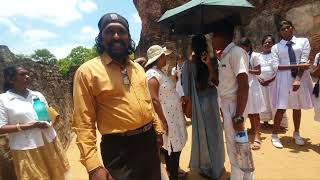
[72,53,163,172]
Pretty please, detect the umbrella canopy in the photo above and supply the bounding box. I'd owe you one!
[158,0,254,34]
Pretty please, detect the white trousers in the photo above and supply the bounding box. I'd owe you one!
[220,99,254,180]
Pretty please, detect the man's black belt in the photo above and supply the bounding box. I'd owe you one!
[104,122,153,137]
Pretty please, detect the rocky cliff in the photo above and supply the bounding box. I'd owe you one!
[134,0,320,61]
[0,46,73,180]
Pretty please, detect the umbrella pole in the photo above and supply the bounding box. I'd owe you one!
[201,5,204,34]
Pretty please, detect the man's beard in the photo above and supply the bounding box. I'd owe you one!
[105,40,129,64]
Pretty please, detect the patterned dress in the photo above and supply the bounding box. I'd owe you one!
[146,67,187,155]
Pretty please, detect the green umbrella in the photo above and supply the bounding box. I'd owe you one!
[158,0,254,34]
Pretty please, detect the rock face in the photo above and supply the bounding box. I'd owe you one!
[0,46,73,180]
[135,0,320,62]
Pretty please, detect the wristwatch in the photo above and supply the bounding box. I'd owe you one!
[232,116,244,124]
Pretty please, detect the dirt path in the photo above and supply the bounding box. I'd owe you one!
[66,109,320,180]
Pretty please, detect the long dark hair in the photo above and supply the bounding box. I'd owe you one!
[94,32,136,55]
[191,35,209,90]
[3,66,19,91]
[239,37,253,56]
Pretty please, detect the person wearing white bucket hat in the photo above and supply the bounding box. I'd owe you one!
[145,45,187,180]
[145,45,173,68]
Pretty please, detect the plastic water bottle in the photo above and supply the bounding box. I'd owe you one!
[235,131,255,172]
[33,97,51,123]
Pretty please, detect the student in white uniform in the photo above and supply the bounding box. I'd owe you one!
[310,52,320,123]
[171,57,185,97]
[271,20,313,148]
[211,21,254,180]
[239,37,266,150]
[258,35,289,129]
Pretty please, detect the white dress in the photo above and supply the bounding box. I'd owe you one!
[258,53,288,127]
[146,67,187,155]
[246,52,266,114]
[171,64,184,97]
[271,36,313,110]
[310,52,320,122]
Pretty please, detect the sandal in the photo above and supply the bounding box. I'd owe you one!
[252,140,261,150]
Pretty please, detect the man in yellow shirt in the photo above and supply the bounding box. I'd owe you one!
[73,13,163,180]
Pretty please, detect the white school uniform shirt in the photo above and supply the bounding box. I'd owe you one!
[217,42,249,101]
[271,36,313,109]
[258,53,278,81]
[0,89,56,150]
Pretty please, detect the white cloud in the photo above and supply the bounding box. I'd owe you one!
[81,26,98,39]
[132,12,142,24]
[49,44,82,59]
[0,0,83,26]
[0,17,20,33]
[24,29,57,41]
[78,0,97,13]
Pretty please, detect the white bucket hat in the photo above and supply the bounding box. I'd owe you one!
[145,45,172,68]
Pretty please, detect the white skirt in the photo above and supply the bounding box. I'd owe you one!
[246,76,266,114]
[259,81,288,127]
[272,70,314,110]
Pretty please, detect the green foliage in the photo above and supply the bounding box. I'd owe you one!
[31,49,57,65]
[58,46,97,76]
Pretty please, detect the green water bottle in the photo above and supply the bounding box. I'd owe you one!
[33,97,51,123]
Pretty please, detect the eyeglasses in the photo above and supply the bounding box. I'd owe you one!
[120,68,130,86]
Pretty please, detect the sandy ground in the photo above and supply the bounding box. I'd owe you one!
[66,109,320,180]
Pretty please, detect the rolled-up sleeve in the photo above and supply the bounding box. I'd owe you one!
[0,98,8,128]
[72,66,101,172]
[230,49,248,76]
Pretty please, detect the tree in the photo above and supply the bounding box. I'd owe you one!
[31,49,57,65]
[58,46,97,76]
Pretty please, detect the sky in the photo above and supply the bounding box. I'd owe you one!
[0,0,142,59]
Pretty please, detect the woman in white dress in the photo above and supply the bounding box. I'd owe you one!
[271,20,313,148]
[258,35,288,129]
[145,45,187,180]
[239,37,266,150]
[310,52,320,123]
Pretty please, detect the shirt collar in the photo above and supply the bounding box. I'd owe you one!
[222,42,236,54]
[280,36,297,46]
[6,89,34,101]
[100,53,132,67]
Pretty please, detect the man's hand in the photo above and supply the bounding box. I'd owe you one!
[292,80,301,92]
[89,167,113,180]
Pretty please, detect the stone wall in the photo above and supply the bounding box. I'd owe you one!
[134,0,320,62]
[0,45,73,180]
